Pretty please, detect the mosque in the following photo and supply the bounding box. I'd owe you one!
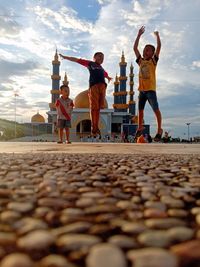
[46,51,150,141]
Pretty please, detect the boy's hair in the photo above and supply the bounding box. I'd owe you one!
[94,52,104,57]
[145,44,155,54]
[60,85,69,91]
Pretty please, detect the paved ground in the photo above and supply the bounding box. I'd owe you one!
[0,143,200,267]
[0,142,200,154]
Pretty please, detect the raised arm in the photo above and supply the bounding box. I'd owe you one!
[59,54,79,62]
[154,31,161,58]
[133,26,145,58]
[104,70,112,82]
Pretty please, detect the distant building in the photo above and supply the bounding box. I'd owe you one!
[47,51,150,141]
[24,112,52,137]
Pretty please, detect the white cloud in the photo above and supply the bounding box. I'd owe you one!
[29,5,94,33]
[97,0,111,5]
[192,61,200,68]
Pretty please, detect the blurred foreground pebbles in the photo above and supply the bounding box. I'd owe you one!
[0,153,200,267]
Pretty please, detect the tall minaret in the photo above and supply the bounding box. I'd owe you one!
[113,74,120,111]
[49,50,61,112]
[118,51,129,112]
[129,63,136,115]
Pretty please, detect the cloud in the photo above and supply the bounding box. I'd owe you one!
[0,59,39,84]
[97,0,111,5]
[0,16,21,38]
[192,61,200,68]
[28,5,94,33]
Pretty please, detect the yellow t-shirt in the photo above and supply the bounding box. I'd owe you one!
[137,56,158,91]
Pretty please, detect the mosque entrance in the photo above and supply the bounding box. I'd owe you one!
[76,120,91,135]
[111,123,121,134]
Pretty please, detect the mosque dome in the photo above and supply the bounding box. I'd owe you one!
[74,89,108,109]
[31,112,45,123]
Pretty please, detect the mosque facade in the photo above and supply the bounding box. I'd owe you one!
[47,51,150,141]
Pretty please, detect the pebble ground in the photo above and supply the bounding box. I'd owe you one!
[0,153,200,267]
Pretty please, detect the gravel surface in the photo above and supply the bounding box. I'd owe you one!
[0,153,200,267]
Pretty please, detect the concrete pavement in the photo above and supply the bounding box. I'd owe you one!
[0,142,200,154]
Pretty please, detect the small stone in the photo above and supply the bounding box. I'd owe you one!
[196,214,200,225]
[191,207,200,215]
[7,202,34,213]
[1,253,34,267]
[138,230,171,247]
[51,222,92,236]
[127,247,178,267]
[171,240,200,261]
[108,235,138,249]
[167,209,188,217]
[144,208,167,218]
[86,243,127,267]
[168,227,194,242]
[38,254,76,267]
[56,234,101,251]
[121,222,147,234]
[160,196,184,208]
[17,230,55,250]
[0,210,21,223]
[0,232,16,246]
[145,218,186,229]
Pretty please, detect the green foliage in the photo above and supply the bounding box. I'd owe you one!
[0,118,47,141]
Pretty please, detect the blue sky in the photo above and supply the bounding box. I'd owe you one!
[0,0,200,138]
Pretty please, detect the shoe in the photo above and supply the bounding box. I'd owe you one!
[134,128,145,142]
[57,141,63,144]
[96,128,101,135]
[66,141,71,144]
[154,129,163,142]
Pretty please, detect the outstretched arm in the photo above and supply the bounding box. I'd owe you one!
[154,31,161,58]
[59,54,79,63]
[104,70,112,82]
[133,26,145,58]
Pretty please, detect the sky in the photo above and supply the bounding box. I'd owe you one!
[0,0,200,138]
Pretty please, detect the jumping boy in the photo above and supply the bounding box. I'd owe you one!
[59,52,112,136]
[55,85,74,144]
[133,26,163,142]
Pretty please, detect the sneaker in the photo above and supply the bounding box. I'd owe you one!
[134,128,144,142]
[154,129,163,142]
[57,141,63,144]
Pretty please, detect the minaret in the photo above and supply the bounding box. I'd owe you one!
[113,74,120,111]
[129,63,136,115]
[117,51,129,112]
[62,72,69,86]
[49,50,61,112]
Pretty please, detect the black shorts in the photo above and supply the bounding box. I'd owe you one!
[57,119,71,129]
[138,90,159,111]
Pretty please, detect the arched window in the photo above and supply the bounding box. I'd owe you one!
[76,120,91,134]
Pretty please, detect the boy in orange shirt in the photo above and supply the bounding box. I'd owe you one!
[59,52,112,136]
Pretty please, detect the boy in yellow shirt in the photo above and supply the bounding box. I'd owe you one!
[133,26,163,142]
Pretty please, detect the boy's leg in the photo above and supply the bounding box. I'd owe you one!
[147,91,163,140]
[65,127,71,143]
[137,91,146,131]
[154,109,162,134]
[90,109,99,135]
[138,109,144,131]
[57,119,64,143]
[58,128,64,143]
[153,108,163,141]
[88,84,103,135]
